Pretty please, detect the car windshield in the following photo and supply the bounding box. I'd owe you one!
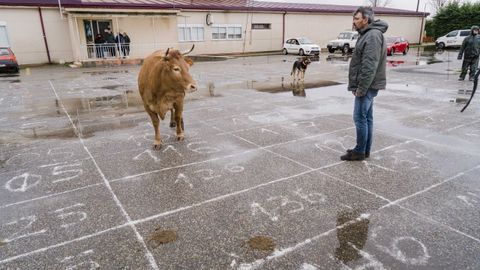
[386,37,397,43]
[298,38,313,44]
[0,48,9,56]
[337,32,353,39]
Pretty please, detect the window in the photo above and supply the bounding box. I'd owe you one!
[446,30,458,37]
[252,23,271,30]
[212,24,242,40]
[178,24,204,42]
[460,30,470,37]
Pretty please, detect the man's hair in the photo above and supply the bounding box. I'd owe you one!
[354,6,375,24]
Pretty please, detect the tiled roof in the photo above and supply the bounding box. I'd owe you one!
[0,0,427,16]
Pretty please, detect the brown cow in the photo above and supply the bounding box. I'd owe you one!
[138,45,197,149]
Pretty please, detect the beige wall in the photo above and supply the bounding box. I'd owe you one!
[0,7,71,65]
[0,6,425,64]
[284,13,424,49]
[377,15,424,44]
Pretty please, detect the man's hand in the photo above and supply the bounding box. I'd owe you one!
[354,89,366,97]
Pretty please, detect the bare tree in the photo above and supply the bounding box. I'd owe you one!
[366,0,393,7]
[429,0,463,12]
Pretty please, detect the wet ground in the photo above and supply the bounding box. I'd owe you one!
[1,47,480,269]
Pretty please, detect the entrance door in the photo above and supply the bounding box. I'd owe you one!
[83,20,113,58]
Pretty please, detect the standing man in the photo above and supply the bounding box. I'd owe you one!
[458,26,479,81]
[341,6,388,161]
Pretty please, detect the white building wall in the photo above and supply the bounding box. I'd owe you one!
[0,7,71,65]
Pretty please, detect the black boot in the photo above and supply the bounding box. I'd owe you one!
[341,150,365,161]
[347,149,369,158]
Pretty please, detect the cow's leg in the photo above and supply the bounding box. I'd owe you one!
[145,107,162,149]
[169,109,176,128]
[173,103,184,141]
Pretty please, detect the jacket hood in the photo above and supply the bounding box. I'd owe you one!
[359,19,389,34]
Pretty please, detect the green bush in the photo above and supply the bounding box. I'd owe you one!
[431,2,480,38]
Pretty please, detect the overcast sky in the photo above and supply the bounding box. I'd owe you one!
[258,0,480,16]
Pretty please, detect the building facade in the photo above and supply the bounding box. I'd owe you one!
[0,0,427,65]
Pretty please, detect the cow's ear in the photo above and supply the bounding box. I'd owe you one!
[185,57,193,66]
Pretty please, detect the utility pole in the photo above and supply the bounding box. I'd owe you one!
[416,0,420,12]
[57,0,63,19]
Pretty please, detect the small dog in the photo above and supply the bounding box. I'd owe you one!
[291,57,312,81]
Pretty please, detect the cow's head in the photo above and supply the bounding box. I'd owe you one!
[163,45,197,93]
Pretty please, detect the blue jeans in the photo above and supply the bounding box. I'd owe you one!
[353,89,379,154]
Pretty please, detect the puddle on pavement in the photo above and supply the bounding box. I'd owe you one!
[334,209,370,264]
[247,236,275,252]
[26,90,145,116]
[148,229,177,248]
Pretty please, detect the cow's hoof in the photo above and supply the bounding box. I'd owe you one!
[153,144,162,150]
[170,122,176,128]
[176,134,184,141]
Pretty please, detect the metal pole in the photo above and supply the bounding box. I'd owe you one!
[57,0,63,19]
[416,0,420,12]
[38,7,52,63]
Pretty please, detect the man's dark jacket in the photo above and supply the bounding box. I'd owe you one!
[348,20,389,96]
[458,34,480,59]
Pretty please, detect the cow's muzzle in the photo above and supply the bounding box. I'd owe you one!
[186,83,197,93]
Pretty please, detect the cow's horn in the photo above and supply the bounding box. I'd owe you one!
[182,44,195,55]
[165,48,170,57]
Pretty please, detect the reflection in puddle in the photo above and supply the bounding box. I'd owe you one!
[326,54,351,63]
[335,209,370,263]
[250,79,341,96]
[83,70,130,76]
[15,90,145,140]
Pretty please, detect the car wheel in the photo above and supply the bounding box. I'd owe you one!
[342,44,350,54]
[282,48,288,55]
[299,49,305,56]
[403,46,409,55]
[437,42,445,49]
[328,48,335,53]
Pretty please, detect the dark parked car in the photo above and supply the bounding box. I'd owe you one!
[0,47,19,73]
[386,37,409,56]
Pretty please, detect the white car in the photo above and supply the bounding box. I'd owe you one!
[282,37,320,56]
[327,31,359,54]
[435,29,470,49]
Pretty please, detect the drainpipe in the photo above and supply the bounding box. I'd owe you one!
[38,7,52,64]
[282,11,286,46]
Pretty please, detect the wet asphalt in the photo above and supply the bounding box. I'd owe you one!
[1,47,480,269]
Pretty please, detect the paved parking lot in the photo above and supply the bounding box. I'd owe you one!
[1,48,480,269]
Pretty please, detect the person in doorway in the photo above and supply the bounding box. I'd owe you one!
[123,32,131,57]
[103,28,116,57]
[340,6,388,161]
[94,33,105,58]
[115,31,125,58]
[458,25,480,81]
